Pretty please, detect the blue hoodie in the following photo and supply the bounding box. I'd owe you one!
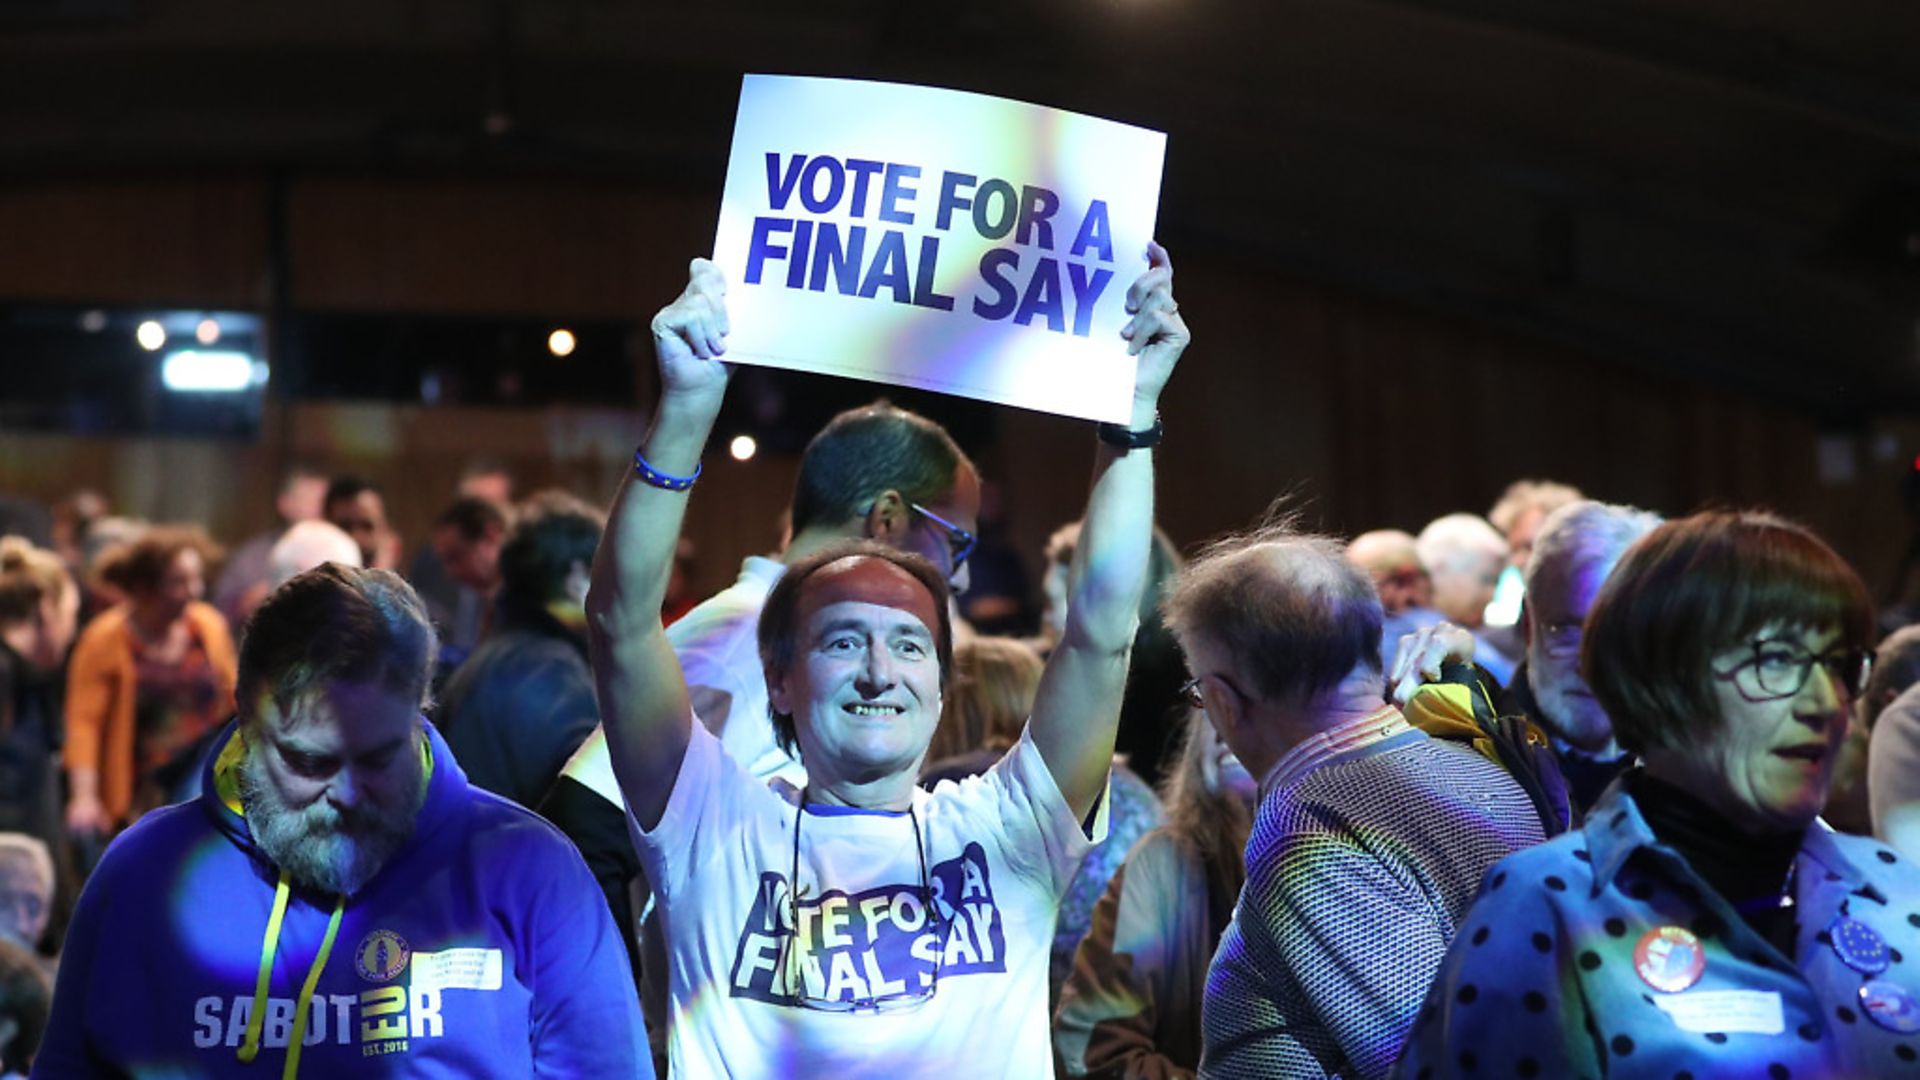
[34,718,648,1078]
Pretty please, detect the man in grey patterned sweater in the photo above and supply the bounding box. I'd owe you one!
[1163,526,1546,1079]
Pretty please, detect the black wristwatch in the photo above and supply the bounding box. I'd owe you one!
[1096,411,1163,450]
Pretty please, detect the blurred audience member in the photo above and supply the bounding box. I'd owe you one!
[918,634,1166,997]
[1039,522,1187,787]
[1346,528,1444,675]
[1165,524,1545,1079]
[1416,513,1517,685]
[423,495,513,653]
[208,464,327,628]
[265,520,361,591]
[921,635,1045,779]
[64,527,235,841]
[0,542,76,947]
[1485,479,1584,633]
[1054,710,1255,1078]
[1488,480,1584,574]
[1865,629,1920,853]
[1482,472,1574,626]
[71,516,144,622]
[412,461,518,665]
[322,475,398,571]
[0,837,50,975]
[438,495,603,808]
[1508,500,1661,812]
[0,939,47,1079]
[457,456,514,505]
[47,491,108,579]
[1830,627,1920,836]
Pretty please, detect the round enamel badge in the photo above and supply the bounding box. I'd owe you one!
[1829,917,1890,976]
[1861,979,1920,1034]
[355,929,411,983]
[1634,926,1706,993]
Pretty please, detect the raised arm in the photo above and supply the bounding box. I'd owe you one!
[1029,243,1189,820]
[586,259,731,831]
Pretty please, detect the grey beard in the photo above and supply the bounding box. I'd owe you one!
[235,750,424,896]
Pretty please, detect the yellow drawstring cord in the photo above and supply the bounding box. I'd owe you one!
[237,871,346,1079]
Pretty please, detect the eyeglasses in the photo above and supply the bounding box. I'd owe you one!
[1180,676,1206,710]
[1715,639,1872,701]
[1182,671,1250,711]
[780,798,945,1012]
[909,502,976,572]
[1540,622,1584,660]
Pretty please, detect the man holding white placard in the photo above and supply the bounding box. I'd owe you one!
[588,239,1186,1074]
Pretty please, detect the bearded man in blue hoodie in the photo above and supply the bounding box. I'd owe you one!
[35,563,647,1079]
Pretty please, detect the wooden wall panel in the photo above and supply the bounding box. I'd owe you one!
[0,177,266,306]
[287,177,715,319]
[0,173,1903,613]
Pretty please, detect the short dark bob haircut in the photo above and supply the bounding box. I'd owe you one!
[757,539,954,756]
[1582,509,1872,756]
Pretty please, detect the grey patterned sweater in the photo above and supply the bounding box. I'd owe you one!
[1199,710,1546,1079]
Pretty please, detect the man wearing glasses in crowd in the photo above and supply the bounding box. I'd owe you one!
[586,247,1185,1075]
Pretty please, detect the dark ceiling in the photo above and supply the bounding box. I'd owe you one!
[3,0,1918,420]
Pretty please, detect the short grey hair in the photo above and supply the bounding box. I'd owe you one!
[1525,500,1663,595]
[1416,514,1508,576]
[1164,522,1383,706]
[267,521,363,591]
[0,836,51,896]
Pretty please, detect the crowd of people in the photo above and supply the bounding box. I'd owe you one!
[0,248,1917,1077]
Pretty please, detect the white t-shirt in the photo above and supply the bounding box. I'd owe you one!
[635,721,1103,1078]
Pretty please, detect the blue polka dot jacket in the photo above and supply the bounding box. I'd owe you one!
[1393,781,1920,1079]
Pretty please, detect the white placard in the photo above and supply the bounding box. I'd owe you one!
[410,948,504,992]
[1652,989,1785,1035]
[712,74,1167,423]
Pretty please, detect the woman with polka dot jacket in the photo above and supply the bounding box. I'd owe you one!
[1395,510,1920,1079]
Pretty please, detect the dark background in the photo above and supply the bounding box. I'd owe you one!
[1,0,1916,603]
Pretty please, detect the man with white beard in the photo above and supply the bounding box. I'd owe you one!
[1505,499,1662,812]
[34,563,646,1078]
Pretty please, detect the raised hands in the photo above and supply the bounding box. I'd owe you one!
[1119,241,1190,416]
[648,258,733,404]
[1387,622,1479,707]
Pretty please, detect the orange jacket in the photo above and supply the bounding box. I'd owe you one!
[63,602,237,826]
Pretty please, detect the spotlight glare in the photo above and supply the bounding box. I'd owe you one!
[136,320,167,351]
[161,350,255,393]
[547,328,577,357]
[729,435,758,462]
[195,317,221,345]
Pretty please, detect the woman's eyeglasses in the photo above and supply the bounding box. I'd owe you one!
[1717,639,1871,701]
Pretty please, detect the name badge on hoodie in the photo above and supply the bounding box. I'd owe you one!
[411,949,504,992]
